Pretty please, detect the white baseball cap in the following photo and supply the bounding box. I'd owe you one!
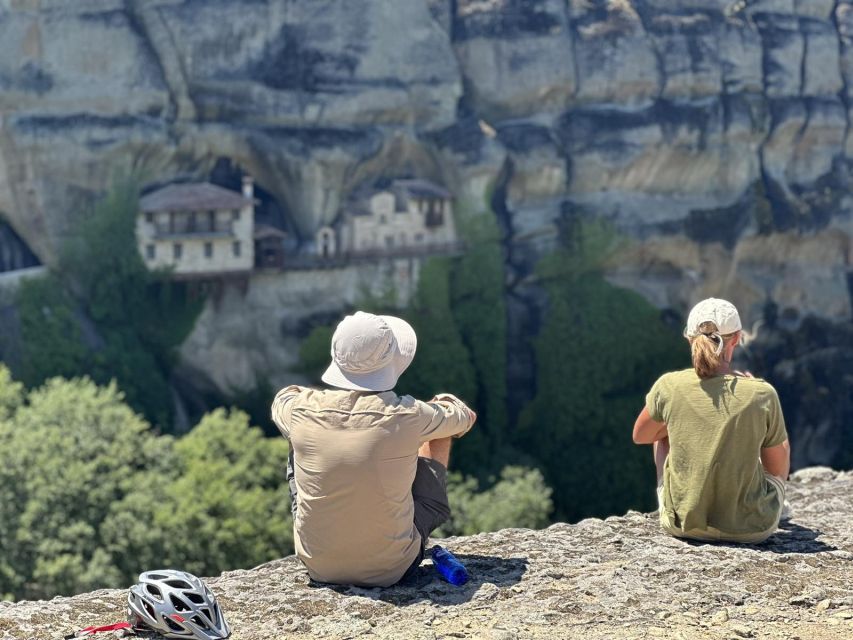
[321,311,417,392]
[684,298,742,354]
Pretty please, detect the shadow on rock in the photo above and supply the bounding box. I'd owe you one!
[684,521,836,554]
[312,554,528,606]
[761,521,838,554]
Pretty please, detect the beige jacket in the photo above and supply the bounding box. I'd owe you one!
[271,386,474,587]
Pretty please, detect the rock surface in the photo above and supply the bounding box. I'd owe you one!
[1,467,851,640]
[2,1,853,462]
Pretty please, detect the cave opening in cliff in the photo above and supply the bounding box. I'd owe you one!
[208,157,297,244]
[0,218,41,273]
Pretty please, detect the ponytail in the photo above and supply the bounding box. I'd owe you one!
[689,321,737,379]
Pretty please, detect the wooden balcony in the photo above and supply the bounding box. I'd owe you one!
[153,219,234,239]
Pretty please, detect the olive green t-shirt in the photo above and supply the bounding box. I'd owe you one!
[646,369,788,538]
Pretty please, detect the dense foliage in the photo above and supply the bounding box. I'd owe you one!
[518,220,687,520]
[0,367,554,600]
[444,200,509,470]
[438,466,553,537]
[0,368,292,601]
[16,179,202,429]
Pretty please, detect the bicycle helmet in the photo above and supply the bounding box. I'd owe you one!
[127,570,230,640]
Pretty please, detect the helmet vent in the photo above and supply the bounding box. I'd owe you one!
[191,615,207,628]
[164,617,183,632]
[185,591,205,604]
[165,579,193,590]
[200,607,213,623]
[143,600,155,619]
[145,584,163,601]
[169,594,191,612]
[148,573,168,580]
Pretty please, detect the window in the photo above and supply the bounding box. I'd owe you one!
[169,212,176,234]
[379,214,387,225]
[145,244,155,259]
[145,212,153,224]
[204,242,213,258]
[414,233,424,243]
[232,209,240,221]
[173,243,182,260]
[208,210,216,232]
[232,241,241,257]
[385,235,394,248]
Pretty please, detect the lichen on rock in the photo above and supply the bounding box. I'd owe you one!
[1,467,850,640]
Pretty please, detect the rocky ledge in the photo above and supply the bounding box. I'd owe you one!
[1,467,851,640]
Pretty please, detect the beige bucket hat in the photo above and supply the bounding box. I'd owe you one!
[321,311,417,392]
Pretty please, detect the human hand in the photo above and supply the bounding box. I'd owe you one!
[734,370,754,378]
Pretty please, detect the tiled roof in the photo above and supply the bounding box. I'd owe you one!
[140,182,254,212]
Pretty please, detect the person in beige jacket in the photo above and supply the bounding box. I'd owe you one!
[271,311,477,587]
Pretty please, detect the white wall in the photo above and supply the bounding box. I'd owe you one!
[136,203,254,274]
[346,191,456,253]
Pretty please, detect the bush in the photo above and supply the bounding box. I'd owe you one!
[150,408,293,576]
[438,466,553,537]
[0,368,292,601]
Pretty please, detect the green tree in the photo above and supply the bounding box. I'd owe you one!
[447,198,509,472]
[438,466,553,536]
[396,258,477,404]
[16,177,202,429]
[0,364,23,419]
[16,275,89,387]
[517,221,687,521]
[152,408,293,576]
[0,369,294,601]
[0,374,173,599]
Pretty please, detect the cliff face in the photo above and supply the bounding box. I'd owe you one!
[1,1,852,461]
[1,467,851,640]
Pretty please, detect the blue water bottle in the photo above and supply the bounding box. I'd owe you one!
[431,545,469,586]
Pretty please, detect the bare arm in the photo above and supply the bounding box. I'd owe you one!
[761,439,790,480]
[632,406,668,444]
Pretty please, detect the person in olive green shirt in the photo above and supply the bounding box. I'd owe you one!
[633,298,791,543]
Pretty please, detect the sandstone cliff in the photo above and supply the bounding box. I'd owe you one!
[0,467,850,640]
[1,1,852,462]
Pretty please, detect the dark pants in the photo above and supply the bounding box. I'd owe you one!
[286,449,451,577]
